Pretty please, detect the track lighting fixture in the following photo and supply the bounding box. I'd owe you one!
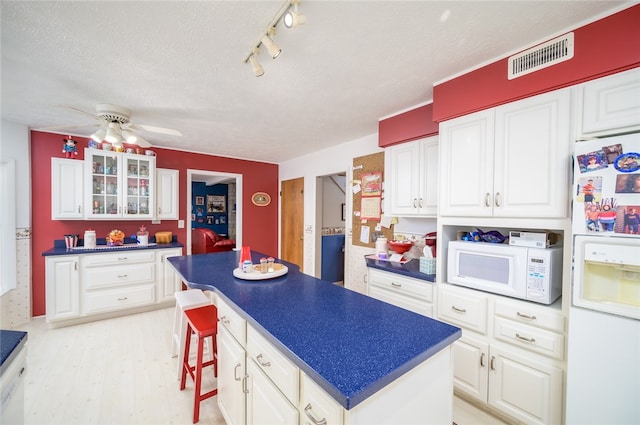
[243,0,306,77]
[261,28,281,59]
[249,49,264,77]
[284,0,305,28]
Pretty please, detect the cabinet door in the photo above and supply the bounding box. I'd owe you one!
[246,359,298,425]
[51,158,83,219]
[123,153,155,219]
[85,149,123,218]
[300,372,343,425]
[488,345,563,425]
[439,109,495,217]
[582,68,640,135]
[493,88,570,218]
[418,137,439,216]
[452,335,488,403]
[156,168,179,220]
[45,256,80,321]
[158,248,182,303]
[386,142,421,215]
[217,326,247,425]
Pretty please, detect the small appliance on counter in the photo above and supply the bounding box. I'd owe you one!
[83,229,96,249]
[155,231,172,244]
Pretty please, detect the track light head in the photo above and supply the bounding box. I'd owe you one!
[249,49,264,77]
[261,28,281,59]
[284,1,305,28]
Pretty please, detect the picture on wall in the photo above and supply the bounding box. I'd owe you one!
[195,196,204,205]
[207,195,226,213]
[206,216,214,225]
[220,215,226,224]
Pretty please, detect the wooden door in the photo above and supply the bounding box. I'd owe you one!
[280,178,304,270]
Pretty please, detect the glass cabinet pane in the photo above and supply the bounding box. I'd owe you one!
[89,152,120,216]
[125,156,151,216]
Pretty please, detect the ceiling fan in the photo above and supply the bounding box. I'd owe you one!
[43,103,182,148]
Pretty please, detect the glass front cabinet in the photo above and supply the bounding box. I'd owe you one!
[84,148,155,219]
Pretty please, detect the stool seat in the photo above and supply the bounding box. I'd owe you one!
[180,304,218,424]
[172,289,211,379]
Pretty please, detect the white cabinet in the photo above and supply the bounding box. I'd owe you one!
[218,325,247,425]
[51,158,83,219]
[385,136,438,216]
[157,248,183,303]
[367,268,434,317]
[84,148,155,220]
[439,88,570,218]
[300,372,343,425]
[156,168,179,220]
[246,360,298,425]
[439,285,564,425]
[45,248,179,326]
[45,255,80,322]
[580,67,640,136]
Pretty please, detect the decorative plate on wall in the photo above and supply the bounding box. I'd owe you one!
[251,192,271,206]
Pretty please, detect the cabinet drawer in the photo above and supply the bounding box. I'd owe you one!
[247,325,299,405]
[438,286,487,334]
[494,299,565,333]
[494,317,565,360]
[83,262,155,289]
[84,284,155,314]
[368,286,433,317]
[217,296,246,346]
[368,269,433,302]
[300,372,343,425]
[81,250,156,267]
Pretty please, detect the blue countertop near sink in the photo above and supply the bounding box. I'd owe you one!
[168,251,460,410]
[42,240,183,256]
[0,330,28,377]
[365,256,436,282]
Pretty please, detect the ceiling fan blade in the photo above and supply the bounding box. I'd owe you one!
[63,105,100,120]
[37,123,100,132]
[135,135,152,148]
[132,123,182,136]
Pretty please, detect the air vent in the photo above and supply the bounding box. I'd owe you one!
[508,32,574,80]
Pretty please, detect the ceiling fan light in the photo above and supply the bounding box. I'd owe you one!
[90,128,106,142]
[261,33,281,59]
[105,123,121,144]
[121,129,138,144]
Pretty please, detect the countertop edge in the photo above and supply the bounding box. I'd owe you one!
[42,242,184,256]
[365,256,436,282]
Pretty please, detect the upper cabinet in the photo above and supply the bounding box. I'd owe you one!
[439,88,571,218]
[385,136,439,216]
[155,168,179,220]
[51,158,84,220]
[84,148,155,220]
[579,67,640,137]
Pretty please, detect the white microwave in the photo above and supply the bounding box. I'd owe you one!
[447,240,562,305]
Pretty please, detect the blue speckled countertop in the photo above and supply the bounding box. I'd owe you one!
[365,256,436,282]
[168,251,460,410]
[42,239,183,256]
[0,330,27,377]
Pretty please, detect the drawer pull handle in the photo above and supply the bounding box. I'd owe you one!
[256,353,271,367]
[117,257,128,261]
[490,355,496,371]
[391,282,402,288]
[219,316,230,325]
[480,353,486,367]
[516,333,536,343]
[117,297,128,301]
[451,305,467,314]
[233,363,242,381]
[304,403,328,425]
[516,312,537,321]
[117,274,128,278]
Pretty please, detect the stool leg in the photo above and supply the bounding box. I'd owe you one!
[193,334,205,423]
[180,323,192,391]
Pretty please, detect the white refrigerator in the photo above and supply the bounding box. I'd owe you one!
[566,133,640,424]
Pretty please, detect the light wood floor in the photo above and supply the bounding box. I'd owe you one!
[13,307,508,425]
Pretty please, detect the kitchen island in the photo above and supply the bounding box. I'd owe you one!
[169,250,461,424]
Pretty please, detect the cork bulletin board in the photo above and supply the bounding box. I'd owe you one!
[351,152,394,248]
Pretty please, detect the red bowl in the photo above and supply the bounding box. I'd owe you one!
[387,240,413,254]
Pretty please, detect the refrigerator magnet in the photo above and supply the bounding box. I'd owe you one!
[613,152,640,173]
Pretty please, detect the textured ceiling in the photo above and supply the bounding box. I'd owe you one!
[1,1,631,163]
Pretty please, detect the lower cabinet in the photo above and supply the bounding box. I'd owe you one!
[44,248,182,325]
[367,268,434,317]
[217,325,246,425]
[439,284,565,425]
[246,359,298,425]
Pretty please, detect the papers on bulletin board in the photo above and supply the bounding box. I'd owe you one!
[360,196,381,219]
[359,226,370,244]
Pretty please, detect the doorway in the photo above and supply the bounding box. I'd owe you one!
[280,177,304,270]
[187,169,242,254]
[316,172,346,283]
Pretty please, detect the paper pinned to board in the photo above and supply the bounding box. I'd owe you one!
[380,215,394,229]
[359,226,370,244]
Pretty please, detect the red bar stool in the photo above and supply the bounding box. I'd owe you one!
[180,304,218,423]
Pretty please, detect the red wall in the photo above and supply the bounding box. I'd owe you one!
[433,4,640,122]
[31,131,279,317]
[378,103,438,147]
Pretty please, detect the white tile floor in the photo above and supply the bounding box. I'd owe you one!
[13,307,509,425]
